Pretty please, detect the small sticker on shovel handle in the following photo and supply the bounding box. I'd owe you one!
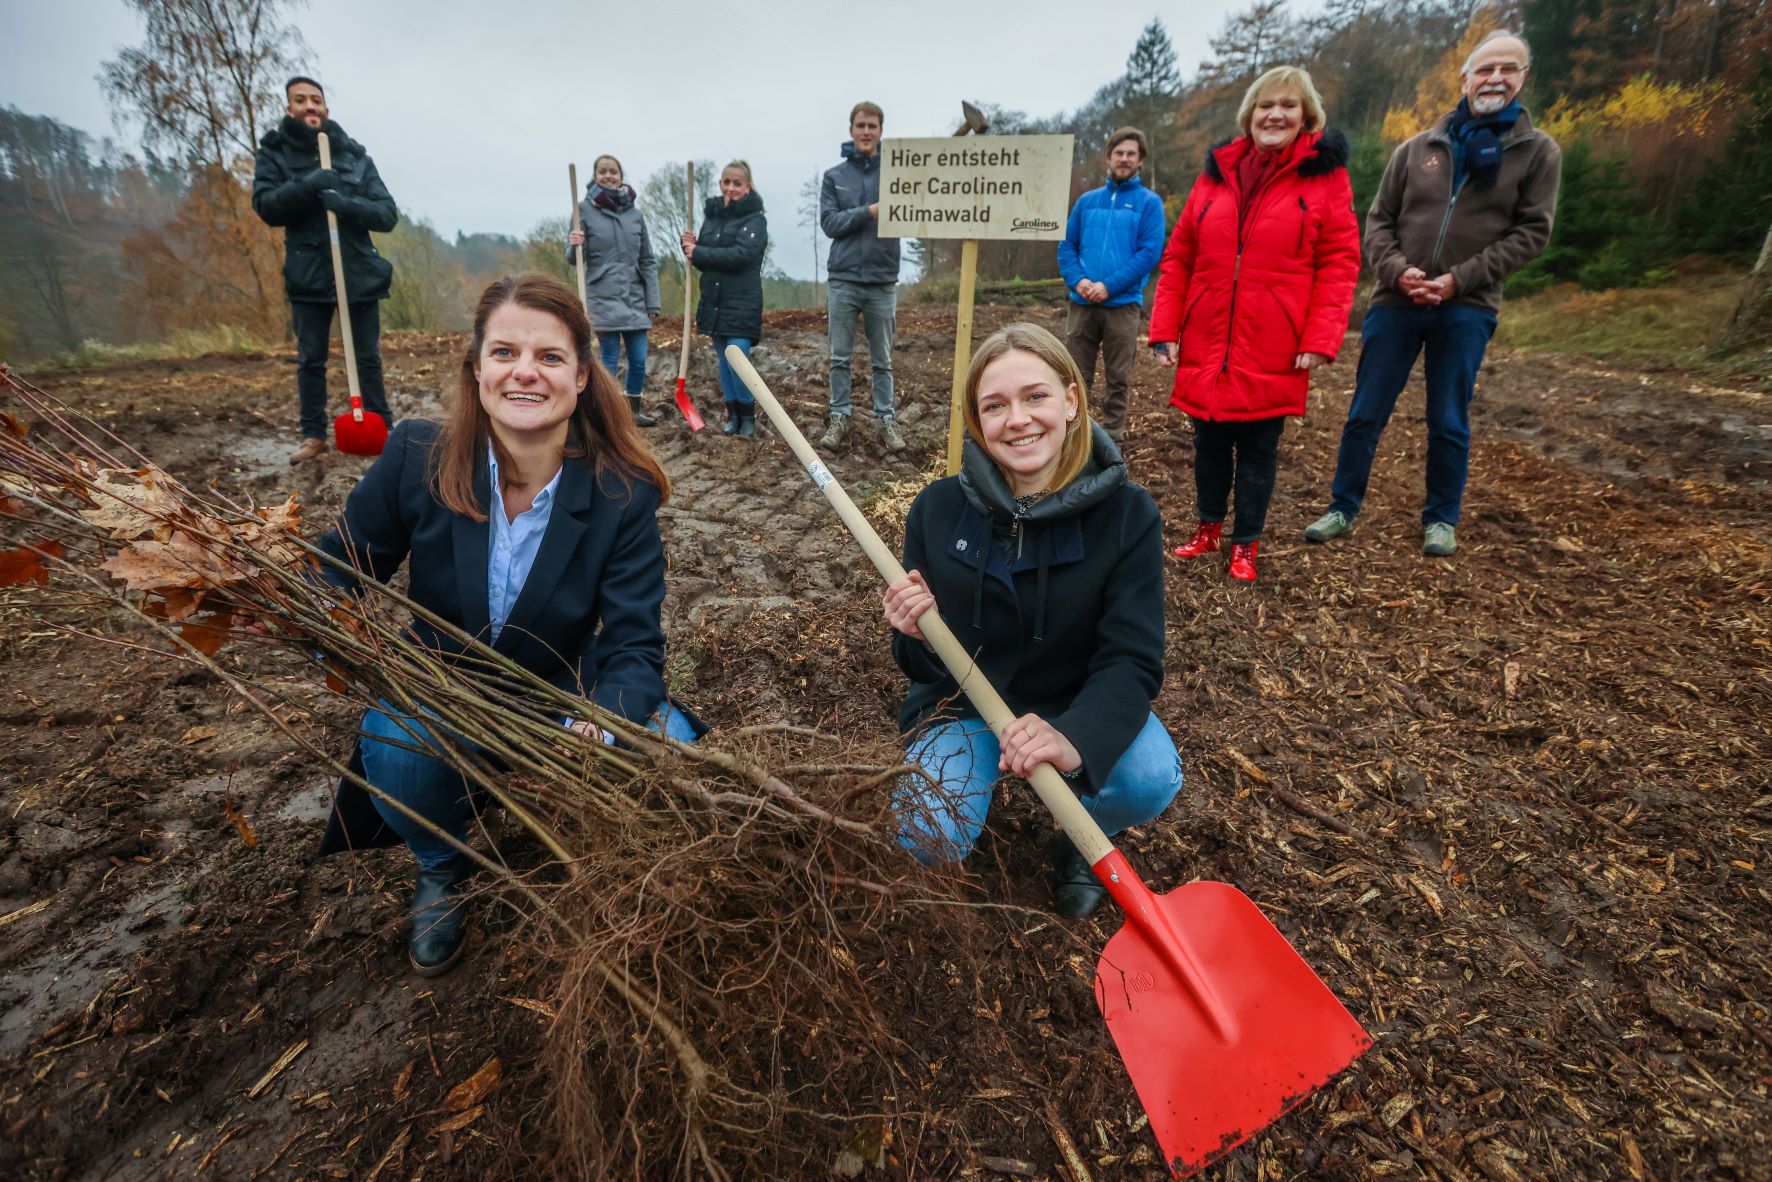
[806,460,833,490]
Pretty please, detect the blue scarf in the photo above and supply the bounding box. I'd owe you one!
[1447,97,1521,190]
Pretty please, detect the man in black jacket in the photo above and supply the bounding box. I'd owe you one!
[252,77,399,463]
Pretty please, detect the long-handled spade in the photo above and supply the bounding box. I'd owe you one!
[723,345,1371,1177]
[316,132,388,457]
[671,161,705,431]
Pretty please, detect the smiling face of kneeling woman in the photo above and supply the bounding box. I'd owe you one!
[431,274,668,520]
[962,326,1092,499]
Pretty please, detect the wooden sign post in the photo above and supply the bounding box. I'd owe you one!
[878,129,1073,474]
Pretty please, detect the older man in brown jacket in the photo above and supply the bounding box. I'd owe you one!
[1305,30,1561,558]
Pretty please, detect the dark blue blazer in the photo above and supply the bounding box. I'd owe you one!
[315,418,669,854]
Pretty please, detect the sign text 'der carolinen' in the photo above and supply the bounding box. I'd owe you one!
[877,134,1075,242]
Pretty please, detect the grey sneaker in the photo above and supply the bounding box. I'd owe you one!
[1304,510,1353,543]
[818,415,849,450]
[1423,522,1457,556]
[878,417,907,453]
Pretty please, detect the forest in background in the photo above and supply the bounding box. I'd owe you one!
[2,0,1769,363]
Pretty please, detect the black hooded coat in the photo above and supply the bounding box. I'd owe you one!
[893,425,1166,792]
[252,116,399,303]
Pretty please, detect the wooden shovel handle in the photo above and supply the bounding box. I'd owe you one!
[678,162,694,382]
[569,163,588,316]
[316,132,364,417]
[722,345,1116,864]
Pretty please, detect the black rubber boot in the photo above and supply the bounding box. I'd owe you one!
[1049,833,1107,919]
[737,403,757,437]
[721,401,741,435]
[409,857,471,976]
[626,396,657,428]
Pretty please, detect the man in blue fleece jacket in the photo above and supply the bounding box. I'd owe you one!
[1057,127,1166,444]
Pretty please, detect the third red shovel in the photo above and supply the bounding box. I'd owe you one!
[723,345,1371,1176]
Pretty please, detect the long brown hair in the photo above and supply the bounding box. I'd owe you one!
[962,323,1094,494]
[432,272,670,520]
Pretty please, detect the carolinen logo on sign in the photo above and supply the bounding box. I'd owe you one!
[1010,217,1060,234]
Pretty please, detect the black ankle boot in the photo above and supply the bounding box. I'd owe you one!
[626,396,656,427]
[409,857,471,976]
[1049,834,1107,919]
[737,403,757,437]
[721,401,741,434]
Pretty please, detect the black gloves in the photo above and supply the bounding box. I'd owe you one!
[319,189,351,214]
[306,167,341,193]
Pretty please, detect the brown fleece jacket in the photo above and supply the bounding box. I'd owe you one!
[1365,108,1562,314]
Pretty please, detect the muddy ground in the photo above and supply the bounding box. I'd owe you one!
[1,303,1768,1181]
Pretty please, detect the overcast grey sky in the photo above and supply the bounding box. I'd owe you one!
[1,0,1258,280]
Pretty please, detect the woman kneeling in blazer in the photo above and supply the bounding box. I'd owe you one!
[314,272,696,975]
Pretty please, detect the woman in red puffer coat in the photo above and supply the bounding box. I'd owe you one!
[1148,65,1360,584]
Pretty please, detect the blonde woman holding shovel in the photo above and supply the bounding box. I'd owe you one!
[882,323,1182,918]
[566,153,661,427]
[681,161,767,436]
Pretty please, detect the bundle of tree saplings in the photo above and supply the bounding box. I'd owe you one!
[1,364,1085,1180]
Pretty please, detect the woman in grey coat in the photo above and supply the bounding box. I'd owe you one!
[566,154,661,426]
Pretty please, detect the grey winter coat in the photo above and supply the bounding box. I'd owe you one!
[820,143,900,285]
[563,185,660,333]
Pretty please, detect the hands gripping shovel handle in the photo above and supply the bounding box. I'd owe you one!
[724,344,1371,1177]
[316,132,387,457]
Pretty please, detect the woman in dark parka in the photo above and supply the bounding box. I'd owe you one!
[312,273,697,976]
[681,160,767,436]
[880,323,1183,919]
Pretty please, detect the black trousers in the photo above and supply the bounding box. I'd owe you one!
[1191,415,1286,543]
[291,299,393,440]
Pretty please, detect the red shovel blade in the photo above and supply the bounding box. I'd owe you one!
[334,406,388,457]
[673,377,705,431]
[1093,853,1370,1177]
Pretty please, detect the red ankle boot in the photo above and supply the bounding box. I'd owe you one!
[1229,540,1259,583]
[1171,520,1223,559]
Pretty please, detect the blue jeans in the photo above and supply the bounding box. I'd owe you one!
[1328,303,1498,527]
[895,712,1183,864]
[598,329,649,396]
[827,278,897,420]
[359,700,700,869]
[713,335,753,405]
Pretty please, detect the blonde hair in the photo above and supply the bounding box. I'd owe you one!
[963,324,1093,494]
[850,100,883,126]
[1237,66,1326,136]
[721,159,752,185]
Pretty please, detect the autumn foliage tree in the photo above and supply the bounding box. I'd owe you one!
[99,0,310,342]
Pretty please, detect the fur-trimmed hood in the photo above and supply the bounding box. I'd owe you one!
[1203,127,1350,182]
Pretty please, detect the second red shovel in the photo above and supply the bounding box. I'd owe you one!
[317,131,387,457]
[724,344,1371,1177]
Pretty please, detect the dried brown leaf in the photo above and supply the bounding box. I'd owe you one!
[0,539,60,587]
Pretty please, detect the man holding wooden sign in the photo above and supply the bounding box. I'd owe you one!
[819,102,904,454]
[877,129,1074,473]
